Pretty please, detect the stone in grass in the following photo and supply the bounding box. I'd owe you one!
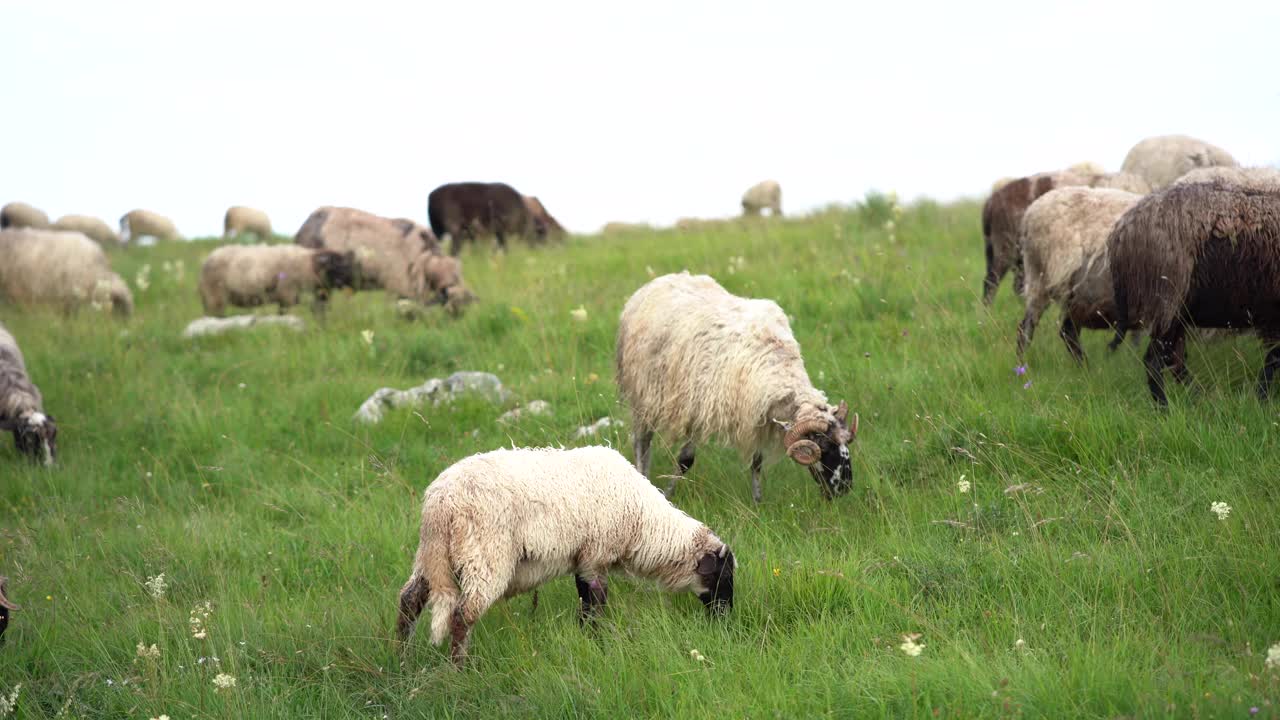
[497,400,551,424]
[354,371,511,424]
[182,315,305,338]
[573,416,624,439]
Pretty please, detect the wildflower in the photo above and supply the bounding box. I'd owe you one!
[883,220,895,232]
[1210,501,1232,521]
[0,684,21,717]
[957,477,971,493]
[899,633,925,657]
[151,716,171,720]
[689,649,705,662]
[1014,365,1027,376]
[144,573,167,599]
[1023,380,1032,390]
[361,329,375,346]
[136,642,161,660]
[570,305,588,322]
[190,601,212,639]
[135,265,151,292]
[772,567,781,577]
[1266,642,1280,670]
[212,673,237,690]
[1014,638,1027,652]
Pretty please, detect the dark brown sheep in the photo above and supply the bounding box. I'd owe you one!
[1110,181,1280,404]
[428,182,557,255]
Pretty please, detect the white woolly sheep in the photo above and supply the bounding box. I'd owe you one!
[741,180,782,216]
[1170,166,1280,192]
[119,209,181,244]
[408,252,475,315]
[0,229,134,316]
[52,214,120,246]
[198,244,356,317]
[295,206,440,301]
[1,202,50,230]
[0,322,57,466]
[1120,134,1237,190]
[223,206,273,240]
[617,272,858,503]
[1017,187,1144,362]
[395,446,735,665]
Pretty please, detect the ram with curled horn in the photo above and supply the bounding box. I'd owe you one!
[617,272,860,503]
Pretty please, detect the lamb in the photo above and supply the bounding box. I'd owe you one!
[617,272,858,503]
[0,229,134,316]
[198,244,356,317]
[1017,187,1144,362]
[294,206,440,301]
[119,209,181,244]
[1,202,50,230]
[51,214,120,246]
[741,180,782,216]
[408,252,475,315]
[1109,181,1280,405]
[1120,134,1238,191]
[223,206,273,240]
[1170,166,1280,192]
[982,169,1150,304]
[394,446,735,665]
[0,322,57,466]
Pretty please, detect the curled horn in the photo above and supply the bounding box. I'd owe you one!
[784,416,828,466]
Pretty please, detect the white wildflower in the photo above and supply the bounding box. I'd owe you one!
[361,329,374,346]
[144,573,167,599]
[151,715,171,720]
[688,649,705,662]
[212,673,236,690]
[136,642,161,660]
[1014,638,1027,652]
[135,264,151,292]
[0,684,21,717]
[1266,642,1280,670]
[957,476,971,493]
[1210,501,1231,521]
[899,633,925,657]
[570,305,588,322]
[190,601,212,639]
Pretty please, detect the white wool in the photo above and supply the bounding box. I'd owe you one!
[406,446,727,645]
[617,272,833,458]
[0,229,134,315]
[198,244,331,315]
[223,206,273,239]
[1170,166,1280,192]
[1120,134,1238,191]
[119,209,180,243]
[295,206,436,299]
[0,323,46,430]
[741,180,782,215]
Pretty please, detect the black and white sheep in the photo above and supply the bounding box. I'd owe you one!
[395,446,735,666]
[0,229,134,316]
[0,322,57,466]
[616,272,858,503]
[198,244,356,316]
[1110,181,1280,404]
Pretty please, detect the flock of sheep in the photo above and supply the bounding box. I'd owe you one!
[2,134,1278,664]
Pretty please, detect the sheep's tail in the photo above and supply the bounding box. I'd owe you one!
[412,514,458,646]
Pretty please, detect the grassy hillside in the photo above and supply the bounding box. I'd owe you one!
[2,198,1279,718]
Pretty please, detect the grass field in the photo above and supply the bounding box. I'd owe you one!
[3,197,1280,719]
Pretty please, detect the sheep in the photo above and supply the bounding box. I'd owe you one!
[119,209,180,244]
[198,244,356,317]
[601,221,652,235]
[1109,180,1280,405]
[741,180,782,216]
[522,195,567,241]
[408,252,475,315]
[0,229,134,316]
[51,214,120,246]
[981,169,1150,305]
[1120,134,1237,191]
[1170,166,1280,192]
[294,206,440,301]
[1,202,50,230]
[0,322,57,466]
[223,206,273,240]
[1017,187,1144,362]
[394,445,735,665]
[617,272,858,503]
[0,576,14,641]
[429,182,555,254]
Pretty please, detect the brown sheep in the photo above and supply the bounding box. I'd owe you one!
[428,182,552,254]
[1110,181,1280,404]
[1,202,50,230]
[294,206,438,301]
[522,195,567,241]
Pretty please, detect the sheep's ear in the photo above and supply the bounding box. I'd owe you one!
[834,400,849,423]
[696,552,719,575]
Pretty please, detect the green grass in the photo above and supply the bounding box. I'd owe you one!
[3,199,1280,718]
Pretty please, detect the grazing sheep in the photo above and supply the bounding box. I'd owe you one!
[52,214,120,246]
[394,446,735,665]
[428,182,553,254]
[0,229,133,315]
[982,169,1149,304]
[0,323,57,466]
[1120,134,1237,190]
[1017,187,1144,362]
[741,180,782,216]
[0,576,14,641]
[198,244,356,317]
[522,195,567,241]
[119,209,180,244]
[617,272,858,503]
[294,206,439,301]
[1170,166,1280,192]
[409,253,475,315]
[1110,181,1280,404]
[1,202,50,230]
[601,221,651,235]
[223,206,273,240]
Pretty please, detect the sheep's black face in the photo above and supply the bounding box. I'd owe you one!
[13,413,56,466]
[695,547,734,615]
[315,251,357,290]
[807,426,853,499]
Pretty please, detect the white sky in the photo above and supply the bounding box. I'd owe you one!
[3,1,1277,236]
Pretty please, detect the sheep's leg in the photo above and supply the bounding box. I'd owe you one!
[665,440,695,497]
[633,427,653,478]
[1169,329,1193,386]
[1012,259,1026,298]
[395,574,429,643]
[1016,295,1050,359]
[750,452,764,504]
[574,574,608,625]
[1256,343,1280,400]
[449,608,472,666]
[1059,316,1085,365]
[1107,327,1126,352]
[1144,336,1170,407]
[981,243,1003,306]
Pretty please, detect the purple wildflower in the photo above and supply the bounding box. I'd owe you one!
[1014,365,1027,376]
[1023,380,1032,390]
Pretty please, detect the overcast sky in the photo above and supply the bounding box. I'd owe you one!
[4,1,1277,236]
